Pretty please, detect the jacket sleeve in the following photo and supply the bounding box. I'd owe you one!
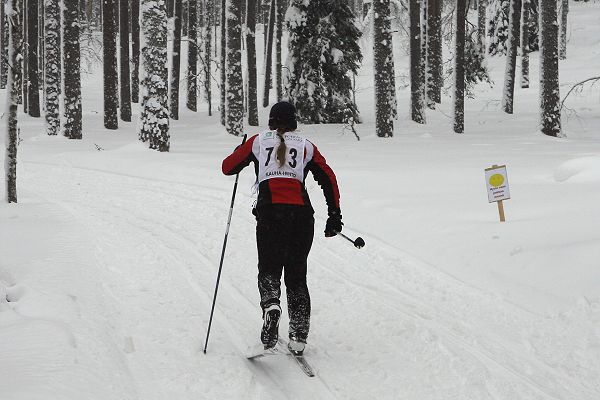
[222,135,258,175]
[306,143,341,214]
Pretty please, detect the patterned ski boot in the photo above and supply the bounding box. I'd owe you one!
[261,304,281,349]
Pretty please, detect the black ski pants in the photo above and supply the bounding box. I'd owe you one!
[256,204,314,342]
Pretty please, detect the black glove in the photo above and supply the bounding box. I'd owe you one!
[325,209,343,237]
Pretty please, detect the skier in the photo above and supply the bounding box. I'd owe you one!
[222,101,343,355]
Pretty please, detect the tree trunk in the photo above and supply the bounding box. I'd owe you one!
[44,0,61,135]
[204,0,213,115]
[13,0,22,105]
[559,0,568,59]
[5,0,20,203]
[220,0,226,124]
[26,0,40,117]
[103,0,119,129]
[521,0,529,88]
[409,0,425,123]
[453,0,466,133]
[63,0,83,139]
[262,0,275,107]
[539,0,561,137]
[170,0,182,119]
[1,2,7,89]
[502,0,521,114]
[120,0,132,121]
[274,0,283,101]
[139,0,170,151]
[131,0,140,102]
[22,0,26,110]
[373,0,395,137]
[246,0,258,125]
[478,0,486,49]
[187,0,197,111]
[226,0,244,135]
[427,0,442,105]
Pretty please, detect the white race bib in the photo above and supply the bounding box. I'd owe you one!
[256,131,306,183]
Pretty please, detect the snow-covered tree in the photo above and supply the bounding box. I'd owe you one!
[1,4,7,89]
[132,0,141,103]
[453,0,466,133]
[219,0,226,124]
[372,0,395,137]
[26,0,40,117]
[409,0,425,123]
[120,0,132,121]
[204,0,213,116]
[225,0,244,135]
[275,0,284,101]
[502,0,521,114]
[187,0,197,111]
[488,0,509,55]
[63,0,82,139]
[286,0,362,124]
[44,0,60,136]
[246,0,258,124]
[559,0,568,59]
[262,0,275,108]
[170,0,182,119]
[103,0,118,129]
[427,0,442,106]
[5,0,20,203]
[477,0,486,49]
[139,0,170,151]
[539,0,561,137]
[521,0,530,88]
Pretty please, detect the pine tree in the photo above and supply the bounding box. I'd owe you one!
[427,0,442,106]
[372,0,395,137]
[5,0,20,203]
[26,0,40,117]
[139,0,170,150]
[187,0,197,111]
[246,0,258,125]
[225,0,244,135]
[131,0,140,102]
[453,0,466,133]
[262,0,275,108]
[1,2,7,89]
[539,0,561,137]
[521,0,530,88]
[204,0,213,116]
[120,0,132,121]
[103,0,118,129]
[63,0,82,139]
[286,0,362,124]
[502,0,521,114]
[409,0,425,123]
[44,0,60,135]
[170,0,182,119]
[559,0,568,59]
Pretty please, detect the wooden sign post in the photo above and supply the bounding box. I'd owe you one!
[485,165,510,222]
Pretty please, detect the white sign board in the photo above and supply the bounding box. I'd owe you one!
[485,165,510,203]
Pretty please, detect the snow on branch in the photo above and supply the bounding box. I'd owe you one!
[560,76,600,111]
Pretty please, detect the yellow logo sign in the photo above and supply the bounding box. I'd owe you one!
[489,173,505,187]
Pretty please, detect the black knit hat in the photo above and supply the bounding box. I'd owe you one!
[268,101,298,131]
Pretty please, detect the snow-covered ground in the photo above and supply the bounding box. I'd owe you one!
[1,3,599,399]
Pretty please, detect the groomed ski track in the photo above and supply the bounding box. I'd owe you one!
[17,151,597,400]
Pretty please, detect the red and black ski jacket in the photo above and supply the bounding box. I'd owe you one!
[222,131,340,214]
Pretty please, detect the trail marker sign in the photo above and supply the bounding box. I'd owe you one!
[485,165,510,222]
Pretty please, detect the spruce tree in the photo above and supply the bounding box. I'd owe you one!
[26,0,40,117]
[226,0,244,135]
[131,0,141,102]
[187,0,197,111]
[170,0,182,119]
[120,0,132,121]
[521,0,530,88]
[539,0,561,137]
[5,0,20,203]
[204,0,213,116]
[246,0,258,124]
[453,0,466,133]
[1,3,7,89]
[427,0,442,106]
[409,0,425,123]
[502,0,521,114]
[103,0,118,129]
[286,0,362,124]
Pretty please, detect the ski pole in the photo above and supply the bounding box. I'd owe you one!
[204,134,247,354]
[337,231,365,249]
